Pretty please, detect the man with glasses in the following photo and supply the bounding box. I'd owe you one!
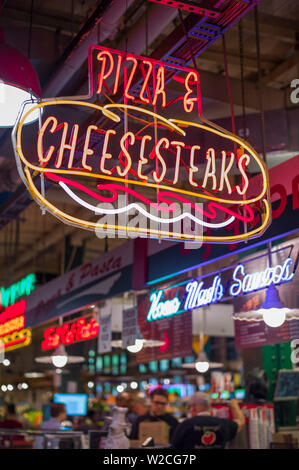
[171,392,245,449]
[130,388,178,441]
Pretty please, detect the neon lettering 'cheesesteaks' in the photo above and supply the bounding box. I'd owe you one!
[16,102,268,206]
[36,120,250,196]
[15,100,271,241]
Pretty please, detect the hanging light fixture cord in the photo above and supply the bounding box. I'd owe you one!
[27,0,34,60]
[238,20,247,139]
[254,5,267,164]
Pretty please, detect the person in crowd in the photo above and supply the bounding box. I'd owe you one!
[245,367,269,403]
[171,392,245,449]
[132,395,148,417]
[116,391,137,425]
[0,404,24,430]
[169,391,184,418]
[73,410,102,432]
[130,388,178,441]
[0,403,24,443]
[33,403,67,449]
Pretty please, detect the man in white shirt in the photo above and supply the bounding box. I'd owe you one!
[34,403,67,449]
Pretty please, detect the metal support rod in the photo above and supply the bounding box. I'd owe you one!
[178,9,198,73]
[254,5,267,163]
[267,241,272,268]
[238,19,247,138]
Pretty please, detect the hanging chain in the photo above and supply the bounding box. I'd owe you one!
[254,5,267,163]
[27,0,34,60]
[178,9,198,73]
[222,34,236,137]
[239,19,247,140]
[145,3,148,56]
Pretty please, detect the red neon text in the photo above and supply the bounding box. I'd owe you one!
[0,299,26,323]
[41,316,100,350]
[92,47,200,113]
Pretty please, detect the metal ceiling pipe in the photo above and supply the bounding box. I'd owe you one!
[43,0,136,98]
[74,2,179,96]
[115,3,178,56]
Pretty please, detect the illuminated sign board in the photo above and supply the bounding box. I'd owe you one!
[147,257,294,322]
[13,45,271,243]
[0,273,36,308]
[0,299,32,352]
[41,315,100,350]
[229,257,294,296]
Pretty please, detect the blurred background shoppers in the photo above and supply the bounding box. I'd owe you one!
[130,388,178,441]
[245,367,269,404]
[115,391,137,425]
[132,394,148,417]
[0,404,23,430]
[0,403,24,443]
[33,403,66,449]
[171,392,245,449]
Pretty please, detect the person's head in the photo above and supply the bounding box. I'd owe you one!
[188,392,211,417]
[246,368,268,402]
[132,395,148,416]
[50,403,67,422]
[116,392,133,411]
[7,404,16,416]
[149,388,169,417]
[87,410,96,422]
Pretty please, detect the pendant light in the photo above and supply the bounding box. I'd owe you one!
[51,344,68,368]
[35,344,85,367]
[111,326,165,352]
[258,284,288,328]
[182,308,223,372]
[0,31,41,127]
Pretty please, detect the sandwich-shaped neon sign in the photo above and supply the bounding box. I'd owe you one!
[12,45,271,243]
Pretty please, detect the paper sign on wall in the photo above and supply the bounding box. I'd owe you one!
[98,314,112,354]
[122,307,138,348]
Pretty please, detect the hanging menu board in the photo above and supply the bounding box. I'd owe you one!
[122,307,138,348]
[234,319,299,349]
[136,292,193,364]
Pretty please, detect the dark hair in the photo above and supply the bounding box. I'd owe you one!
[7,404,16,415]
[50,403,66,418]
[150,388,168,401]
[245,368,268,402]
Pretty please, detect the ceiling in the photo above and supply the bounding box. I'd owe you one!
[0,0,298,287]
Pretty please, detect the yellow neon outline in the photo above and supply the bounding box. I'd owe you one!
[24,166,270,242]
[103,104,185,136]
[16,101,269,206]
[1,328,32,352]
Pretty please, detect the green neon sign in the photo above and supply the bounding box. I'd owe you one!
[0,273,36,308]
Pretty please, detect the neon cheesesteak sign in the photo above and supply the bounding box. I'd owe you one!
[0,275,35,352]
[13,45,271,243]
[146,257,294,322]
